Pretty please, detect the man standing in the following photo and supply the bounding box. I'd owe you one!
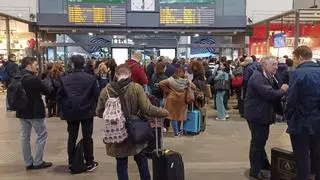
[126,51,148,87]
[5,54,19,111]
[244,56,288,180]
[146,55,156,93]
[286,46,320,180]
[16,57,52,170]
[58,55,99,172]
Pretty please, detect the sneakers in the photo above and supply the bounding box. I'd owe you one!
[87,161,99,172]
[29,161,53,170]
[225,114,230,119]
[215,117,227,121]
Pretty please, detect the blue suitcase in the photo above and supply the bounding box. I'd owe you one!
[183,109,201,135]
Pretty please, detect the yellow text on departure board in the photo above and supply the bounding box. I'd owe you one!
[183,8,196,24]
[68,6,86,23]
[93,7,106,24]
[160,7,198,25]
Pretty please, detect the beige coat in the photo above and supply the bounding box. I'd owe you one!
[160,79,196,121]
[96,82,168,158]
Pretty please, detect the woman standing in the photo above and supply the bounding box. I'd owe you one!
[46,62,64,117]
[96,62,109,91]
[214,62,230,121]
[160,67,196,137]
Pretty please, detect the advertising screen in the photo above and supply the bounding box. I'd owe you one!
[112,48,129,65]
[160,49,176,59]
[274,33,286,48]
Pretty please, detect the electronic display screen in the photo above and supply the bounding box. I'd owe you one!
[159,0,215,27]
[274,33,286,48]
[67,0,126,26]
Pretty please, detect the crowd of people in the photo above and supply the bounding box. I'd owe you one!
[1,45,319,180]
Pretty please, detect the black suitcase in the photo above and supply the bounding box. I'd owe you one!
[152,120,185,180]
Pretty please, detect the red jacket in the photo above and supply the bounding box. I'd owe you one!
[126,59,148,86]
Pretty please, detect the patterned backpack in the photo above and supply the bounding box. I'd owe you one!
[103,88,128,144]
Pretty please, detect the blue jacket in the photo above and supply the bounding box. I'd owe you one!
[5,60,19,85]
[58,69,99,121]
[286,61,320,135]
[244,67,285,125]
[243,62,258,98]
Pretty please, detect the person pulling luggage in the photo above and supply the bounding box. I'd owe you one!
[96,64,168,180]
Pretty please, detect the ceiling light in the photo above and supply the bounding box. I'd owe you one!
[207,31,211,34]
[72,29,76,33]
[194,33,199,37]
[88,32,93,36]
[100,30,104,33]
[181,31,185,34]
[154,31,158,34]
[127,30,132,33]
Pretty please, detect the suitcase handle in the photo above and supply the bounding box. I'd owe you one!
[155,118,164,157]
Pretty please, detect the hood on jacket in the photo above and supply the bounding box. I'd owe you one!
[107,78,133,96]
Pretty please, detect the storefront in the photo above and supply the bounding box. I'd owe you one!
[248,9,320,60]
[0,12,35,62]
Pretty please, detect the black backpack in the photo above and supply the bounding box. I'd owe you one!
[7,74,28,111]
[151,74,167,99]
[69,139,87,174]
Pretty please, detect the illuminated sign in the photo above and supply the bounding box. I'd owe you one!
[159,0,215,27]
[67,0,126,26]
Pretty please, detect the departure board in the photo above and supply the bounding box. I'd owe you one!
[67,3,126,26]
[159,0,215,27]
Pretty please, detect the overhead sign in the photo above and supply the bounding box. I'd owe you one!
[67,0,126,26]
[159,0,215,27]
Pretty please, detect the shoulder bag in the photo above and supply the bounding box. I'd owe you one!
[119,93,153,144]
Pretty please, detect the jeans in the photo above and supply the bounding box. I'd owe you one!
[19,118,48,166]
[171,120,182,136]
[67,118,94,165]
[290,129,320,180]
[248,122,271,176]
[116,153,151,180]
[216,90,227,119]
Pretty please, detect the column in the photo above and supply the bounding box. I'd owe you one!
[5,17,10,59]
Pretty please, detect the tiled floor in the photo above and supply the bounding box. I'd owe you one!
[0,95,292,180]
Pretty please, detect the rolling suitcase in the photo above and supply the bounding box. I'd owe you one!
[183,105,201,135]
[152,120,185,180]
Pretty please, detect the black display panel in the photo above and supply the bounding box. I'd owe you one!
[159,0,215,27]
[67,0,126,26]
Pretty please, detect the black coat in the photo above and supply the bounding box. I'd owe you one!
[16,69,50,119]
[58,69,99,121]
[244,67,285,125]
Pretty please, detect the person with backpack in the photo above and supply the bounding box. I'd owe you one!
[4,54,19,111]
[11,57,52,170]
[96,64,168,180]
[57,55,100,173]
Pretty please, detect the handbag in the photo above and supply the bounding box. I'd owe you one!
[185,84,195,104]
[232,75,243,88]
[119,93,153,144]
[214,73,230,91]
